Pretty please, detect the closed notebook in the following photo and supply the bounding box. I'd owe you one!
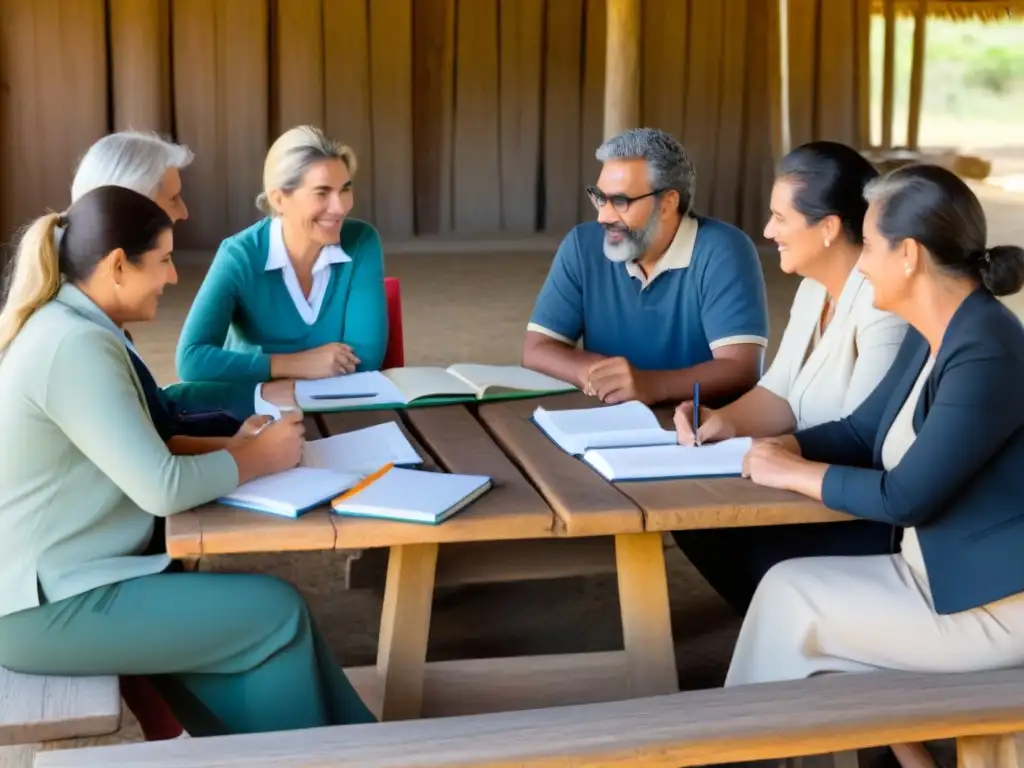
[533,400,677,456]
[331,467,492,525]
[301,422,423,475]
[219,466,361,518]
[582,438,754,481]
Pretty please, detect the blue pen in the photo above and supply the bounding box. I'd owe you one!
[693,381,701,446]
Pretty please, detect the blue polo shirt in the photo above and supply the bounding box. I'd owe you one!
[527,214,769,370]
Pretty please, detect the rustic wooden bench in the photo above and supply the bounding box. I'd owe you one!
[33,668,1024,768]
[0,667,120,768]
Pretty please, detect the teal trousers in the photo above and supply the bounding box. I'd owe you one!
[0,572,376,736]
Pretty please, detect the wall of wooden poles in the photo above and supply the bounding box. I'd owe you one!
[0,0,872,256]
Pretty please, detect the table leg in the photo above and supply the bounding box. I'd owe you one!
[376,543,439,721]
[614,531,679,696]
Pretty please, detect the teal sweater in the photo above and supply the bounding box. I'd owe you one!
[176,217,388,384]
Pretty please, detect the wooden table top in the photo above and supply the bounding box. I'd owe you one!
[166,393,846,559]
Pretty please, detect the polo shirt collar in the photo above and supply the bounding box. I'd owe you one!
[625,213,698,288]
[265,217,351,274]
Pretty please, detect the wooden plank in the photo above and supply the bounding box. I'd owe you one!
[0,0,108,240]
[347,651,630,719]
[452,0,502,234]
[881,0,896,149]
[0,667,119,746]
[681,0,725,213]
[109,0,172,134]
[959,735,1021,768]
[172,0,225,248]
[615,532,677,697]
[709,0,748,226]
[324,0,375,224]
[786,0,819,148]
[272,0,324,136]
[602,0,641,138]
[478,394,643,537]
[578,0,606,221]
[38,669,1024,768]
[412,0,455,234]
[434,538,614,586]
[376,542,438,721]
[499,0,544,233]
[0,746,33,768]
[641,0,688,144]
[542,0,584,233]
[218,0,269,235]
[906,0,928,150]
[815,0,857,144]
[855,0,872,148]
[740,0,774,237]
[368,0,414,237]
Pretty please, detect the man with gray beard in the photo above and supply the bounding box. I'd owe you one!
[523,128,769,406]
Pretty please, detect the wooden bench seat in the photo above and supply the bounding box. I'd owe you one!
[0,667,120,767]
[34,668,1024,767]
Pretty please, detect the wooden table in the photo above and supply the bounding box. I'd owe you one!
[167,393,849,722]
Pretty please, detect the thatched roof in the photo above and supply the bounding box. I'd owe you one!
[871,0,1023,21]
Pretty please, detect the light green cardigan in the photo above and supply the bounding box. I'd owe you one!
[0,284,239,619]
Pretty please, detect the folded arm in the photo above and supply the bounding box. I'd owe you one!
[47,329,239,517]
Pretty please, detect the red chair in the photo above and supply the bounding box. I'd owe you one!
[382,276,405,369]
[120,675,183,740]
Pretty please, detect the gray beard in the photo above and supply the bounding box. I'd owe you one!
[602,214,660,263]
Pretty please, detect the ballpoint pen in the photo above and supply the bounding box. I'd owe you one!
[693,381,701,447]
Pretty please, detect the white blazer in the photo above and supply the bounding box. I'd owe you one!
[759,270,908,430]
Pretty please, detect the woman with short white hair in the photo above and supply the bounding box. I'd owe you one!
[72,130,192,222]
[175,125,388,385]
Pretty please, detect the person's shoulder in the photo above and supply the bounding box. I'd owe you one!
[951,290,1024,360]
[214,218,272,269]
[693,214,757,253]
[340,218,382,258]
[556,221,604,264]
[11,303,122,373]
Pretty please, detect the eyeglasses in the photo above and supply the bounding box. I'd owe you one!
[586,186,665,213]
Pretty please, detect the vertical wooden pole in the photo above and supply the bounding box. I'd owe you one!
[774,0,790,159]
[906,0,928,150]
[881,0,896,149]
[603,0,641,139]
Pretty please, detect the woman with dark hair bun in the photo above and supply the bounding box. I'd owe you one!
[673,141,909,614]
[727,165,1024,768]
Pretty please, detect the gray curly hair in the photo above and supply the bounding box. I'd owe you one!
[595,128,696,215]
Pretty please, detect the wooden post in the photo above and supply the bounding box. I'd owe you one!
[774,0,791,159]
[881,0,896,149]
[906,0,928,150]
[603,0,641,139]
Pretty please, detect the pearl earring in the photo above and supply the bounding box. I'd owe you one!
[905,265,912,276]
[824,238,830,248]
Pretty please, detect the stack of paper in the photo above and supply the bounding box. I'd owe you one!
[582,438,753,481]
[532,401,677,455]
[331,467,492,525]
[217,422,423,518]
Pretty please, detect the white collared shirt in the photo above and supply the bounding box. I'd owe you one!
[265,217,351,325]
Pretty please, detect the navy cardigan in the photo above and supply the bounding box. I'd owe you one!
[795,289,1024,615]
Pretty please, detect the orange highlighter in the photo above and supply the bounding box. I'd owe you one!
[332,462,395,506]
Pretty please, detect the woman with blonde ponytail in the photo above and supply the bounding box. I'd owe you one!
[0,186,375,736]
[0,212,63,352]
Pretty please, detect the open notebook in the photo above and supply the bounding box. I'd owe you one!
[295,365,575,411]
[217,422,423,518]
[331,467,492,525]
[533,401,677,456]
[582,438,754,481]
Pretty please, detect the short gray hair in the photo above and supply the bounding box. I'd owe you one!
[595,128,696,214]
[71,131,194,203]
[256,125,357,216]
